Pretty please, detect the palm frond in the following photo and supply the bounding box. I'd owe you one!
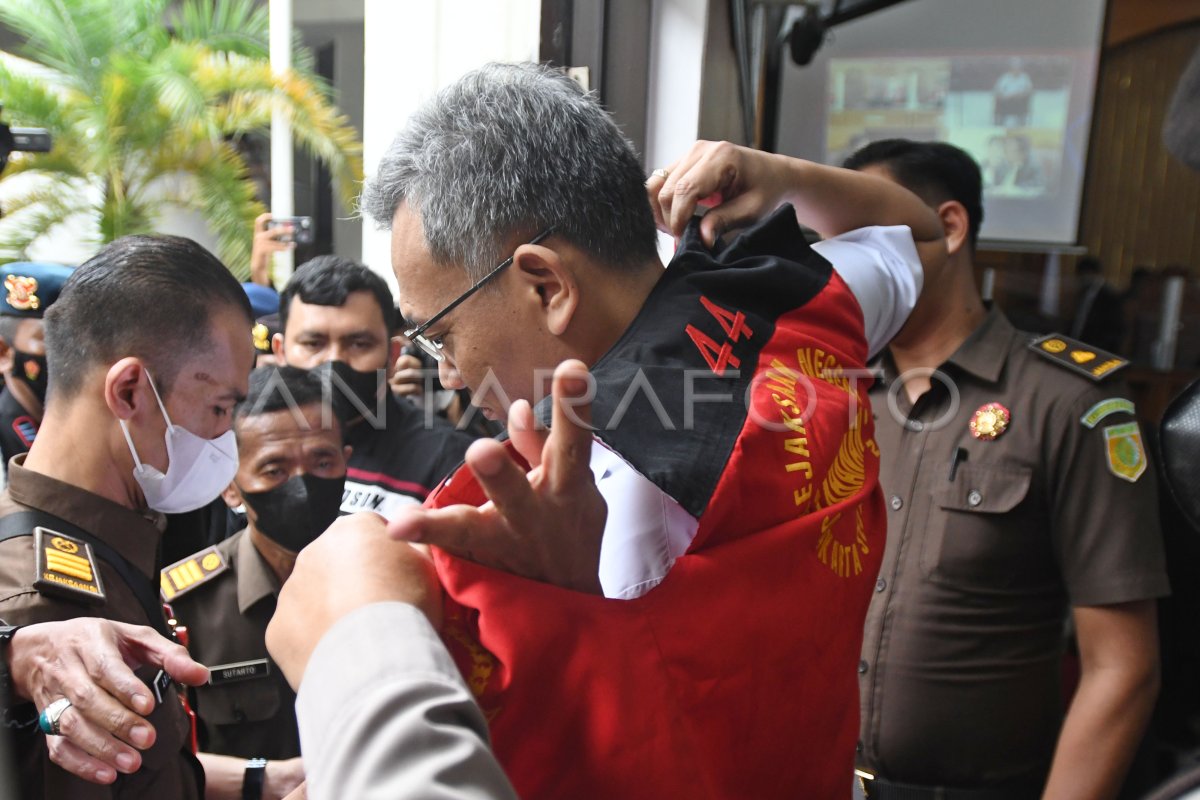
[274,71,364,210]
[1,1,360,267]
[0,0,111,96]
[0,190,93,261]
[287,29,320,88]
[144,42,217,140]
[176,0,269,59]
[0,62,72,134]
[173,0,320,87]
[98,188,154,242]
[0,149,85,181]
[121,0,173,58]
[196,54,363,209]
[0,180,78,218]
[174,140,265,277]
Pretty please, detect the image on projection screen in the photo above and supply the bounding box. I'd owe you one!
[773,0,1105,246]
[826,55,1074,204]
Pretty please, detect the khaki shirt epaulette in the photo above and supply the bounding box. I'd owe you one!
[1027,333,1128,381]
[160,545,228,601]
[33,528,106,606]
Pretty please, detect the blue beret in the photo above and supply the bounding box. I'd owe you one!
[1,262,74,318]
[241,282,280,319]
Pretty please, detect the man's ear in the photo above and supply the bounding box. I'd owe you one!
[937,200,972,257]
[271,332,286,360]
[221,480,243,510]
[512,243,578,337]
[0,338,13,375]
[104,357,149,421]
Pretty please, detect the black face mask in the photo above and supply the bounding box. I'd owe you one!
[13,350,48,404]
[313,360,385,421]
[240,473,345,553]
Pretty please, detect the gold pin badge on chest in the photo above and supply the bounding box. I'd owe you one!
[969,402,1011,441]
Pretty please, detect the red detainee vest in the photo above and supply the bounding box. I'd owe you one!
[428,208,885,799]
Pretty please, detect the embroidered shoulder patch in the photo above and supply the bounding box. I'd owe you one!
[12,416,38,448]
[33,527,106,605]
[1081,398,1136,428]
[160,545,228,601]
[1104,421,1148,482]
[1029,334,1127,381]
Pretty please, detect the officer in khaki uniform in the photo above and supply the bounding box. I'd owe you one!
[0,234,254,798]
[845,141,1169,799]
[0,458,202,798]
[164,532,299,760]
[165,365,348,799]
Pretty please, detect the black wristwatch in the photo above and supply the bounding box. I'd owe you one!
[242,757,267,800]
[0,624,37,731]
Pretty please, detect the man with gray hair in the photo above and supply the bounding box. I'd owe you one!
[305,61,946,798]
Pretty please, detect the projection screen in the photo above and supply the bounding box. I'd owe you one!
[773,0,1108,246]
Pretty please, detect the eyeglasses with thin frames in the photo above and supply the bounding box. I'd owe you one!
[403,227,556,362]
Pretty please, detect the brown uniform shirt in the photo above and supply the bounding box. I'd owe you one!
[859,309,1170,790]
[166,529,299,760]
[0,457,202,800]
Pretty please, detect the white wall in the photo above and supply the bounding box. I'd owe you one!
[645,0,710,173]
[645,0,710,263]
[360,0,541,294]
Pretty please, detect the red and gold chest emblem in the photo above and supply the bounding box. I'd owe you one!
[969,402,1011,441]
[5,275,40,311]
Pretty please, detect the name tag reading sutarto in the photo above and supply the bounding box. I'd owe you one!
[207,659,271,685]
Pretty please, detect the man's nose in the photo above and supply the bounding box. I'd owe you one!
[438,359,465,391]
[326,343,347,364]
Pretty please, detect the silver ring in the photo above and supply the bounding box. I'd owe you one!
[39,697,72,736]
[651,168,670,180]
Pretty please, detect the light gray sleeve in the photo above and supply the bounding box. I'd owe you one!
[296,602,518,800]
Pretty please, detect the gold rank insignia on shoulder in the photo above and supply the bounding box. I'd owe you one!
[970,402,1011,441]
[1104,421,1148,482]
[33,528,106,605]
[160,545,228,601]
[252,322,270,353]
[1028,334,1128,381]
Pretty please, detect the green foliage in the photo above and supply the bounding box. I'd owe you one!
[0,0,363,277]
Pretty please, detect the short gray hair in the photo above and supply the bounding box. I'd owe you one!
[360,62,659,280]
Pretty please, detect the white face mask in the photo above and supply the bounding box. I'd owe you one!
[118,371,239,514]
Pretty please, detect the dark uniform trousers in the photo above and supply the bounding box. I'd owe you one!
[164,528,299,760]
[0,456,202,799]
